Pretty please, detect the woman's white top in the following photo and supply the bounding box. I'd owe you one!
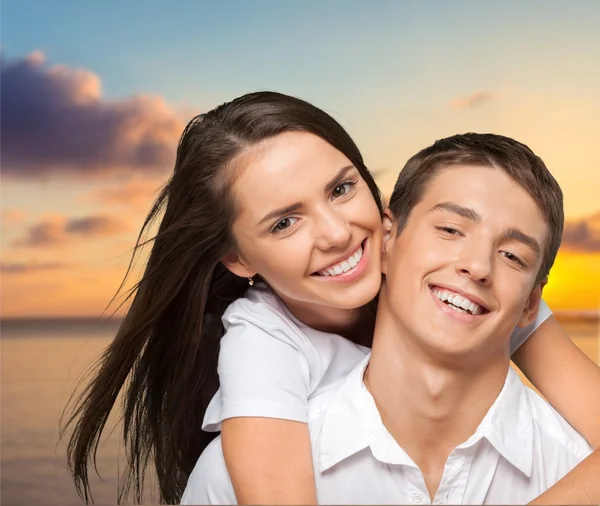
[203,284,552,431]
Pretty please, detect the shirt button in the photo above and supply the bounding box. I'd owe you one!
[411,491,424,503]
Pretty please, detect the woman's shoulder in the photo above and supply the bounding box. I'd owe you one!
[222,283,308,347]
[223,283,290,322]
[220,283,369,391]
[206,286,317,430]
[205,284,369,430]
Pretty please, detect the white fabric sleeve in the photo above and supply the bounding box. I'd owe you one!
[509,298,553,354]
[181,436,236,505]
[202,305,312,431]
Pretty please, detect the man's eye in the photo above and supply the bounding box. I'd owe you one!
[501,251,524,266]
[437,226,461,235]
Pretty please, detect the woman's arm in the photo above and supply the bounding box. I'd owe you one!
[209,292,322,505]
[222,418,317,505]
[512,315,600,504]
[528,452,600,505]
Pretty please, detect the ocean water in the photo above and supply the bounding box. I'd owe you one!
[1,319,124,506]
[1,318,598,506]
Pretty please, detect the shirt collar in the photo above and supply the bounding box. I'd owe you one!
[317,354,418,472]
[316,356,533,477]
[459,367,534,477]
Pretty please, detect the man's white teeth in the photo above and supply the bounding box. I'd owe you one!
[319,247,363,276]
[432,288,483,315]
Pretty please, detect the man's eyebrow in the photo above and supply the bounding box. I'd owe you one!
[430,202,482,222]
[258,165,356,227]
[502,227,541,256]
[324,165,357,193]
[431,203,542,256]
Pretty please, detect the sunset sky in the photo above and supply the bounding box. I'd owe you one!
[1,0,599,317]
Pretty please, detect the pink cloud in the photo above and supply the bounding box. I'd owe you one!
[85,179,163,211]
[1,52,187,179]
[1,261,68,274]
[2,208,28,224]
[13,214,130,247]
[561,211,600,252]
[450,91,498,110]
[13,216,66,247]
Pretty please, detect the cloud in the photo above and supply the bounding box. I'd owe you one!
[561,212,600,252]
[450,91,497,110]
[66,215,130,235]
[1,261,68,275]
[0,52,186,179]
[14,214,130,247]
[85,179,163,211]
[13,216,66,247]
[2,208,28,224]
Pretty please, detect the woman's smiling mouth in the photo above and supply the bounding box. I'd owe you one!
[312,239,369,282]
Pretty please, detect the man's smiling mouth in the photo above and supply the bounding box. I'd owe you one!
[429,285,490,316]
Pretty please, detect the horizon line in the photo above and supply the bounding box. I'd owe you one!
[1,310,599,321]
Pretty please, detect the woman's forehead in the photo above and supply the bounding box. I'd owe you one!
[231,132,353,210]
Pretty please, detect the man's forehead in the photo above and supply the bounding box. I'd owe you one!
[416,166,549,240]
[421,165,528,208]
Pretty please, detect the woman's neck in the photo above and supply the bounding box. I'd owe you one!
[280,294,377,347]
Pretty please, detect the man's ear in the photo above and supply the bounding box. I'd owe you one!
[381,209,395,275]
[517,276,547,328]
[221,251,255,279]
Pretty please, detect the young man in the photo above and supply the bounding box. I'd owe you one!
[182,134,592,504]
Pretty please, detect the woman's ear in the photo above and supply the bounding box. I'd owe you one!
[221,251,255,279]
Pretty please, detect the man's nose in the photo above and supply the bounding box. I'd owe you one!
[455,242,493,285]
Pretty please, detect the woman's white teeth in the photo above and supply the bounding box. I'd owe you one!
[432,288,483,315]
[319,247,363,276]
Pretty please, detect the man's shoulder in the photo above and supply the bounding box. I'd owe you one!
[181,436,236,505]
[524,385,593,460]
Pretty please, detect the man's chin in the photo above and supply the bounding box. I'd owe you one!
[411,326,505,363]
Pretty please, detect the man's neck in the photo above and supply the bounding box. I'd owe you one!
[364,313,510,498]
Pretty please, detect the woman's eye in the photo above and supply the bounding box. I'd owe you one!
[272,217,298,233]
[332,181,356,199]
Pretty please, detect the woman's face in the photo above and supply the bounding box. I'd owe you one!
[226,131,383,317]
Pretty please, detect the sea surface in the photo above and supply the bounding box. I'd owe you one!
[1,317,598,505]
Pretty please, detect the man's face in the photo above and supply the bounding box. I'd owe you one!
[380,165,548,363]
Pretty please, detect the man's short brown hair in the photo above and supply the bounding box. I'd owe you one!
[388,133,564,283]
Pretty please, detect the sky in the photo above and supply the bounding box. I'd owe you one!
[1,0,599,317]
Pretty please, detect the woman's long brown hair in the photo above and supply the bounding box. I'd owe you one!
[60,91,383,504]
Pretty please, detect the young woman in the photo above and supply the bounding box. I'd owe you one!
[62,91,600,505]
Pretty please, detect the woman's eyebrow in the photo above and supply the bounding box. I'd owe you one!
[324,165,356,193]
[258,203,303,226]
[258,165,356,226]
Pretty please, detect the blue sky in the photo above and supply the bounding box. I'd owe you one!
[2,0,599,315]
[3,0,599,108]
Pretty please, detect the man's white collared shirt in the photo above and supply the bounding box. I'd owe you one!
[182,355,592,505]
